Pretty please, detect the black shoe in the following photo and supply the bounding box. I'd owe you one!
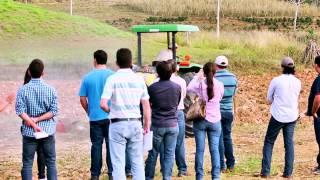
[260,174,270,178]
[177,171,190,177]
[227,167,235,172]
[313,166,320,175]
[91,176,99,180]
[281,174,292,179]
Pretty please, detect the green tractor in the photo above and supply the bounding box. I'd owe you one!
[132,24,202,137]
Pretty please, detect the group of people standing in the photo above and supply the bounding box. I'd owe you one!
[80,49,238,180]
[8,44,320,180]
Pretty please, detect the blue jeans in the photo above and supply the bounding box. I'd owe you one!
[175,110,188,173]
[145,125,179,180]
[90,119,112,177]
[125,147,131,175]
[219,111,235,170]
[109,120,145,180]
[37,145,46,179]
[261,116,296,176]
[193,119,221,180]
[159,110,187,173]
[314,117,320,168]
[21,135,57,180]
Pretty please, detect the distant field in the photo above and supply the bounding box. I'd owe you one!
[123,0,320,17]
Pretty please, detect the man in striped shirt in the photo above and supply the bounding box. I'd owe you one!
[16,59,58,180]
[215,56,238,172]
[100,48,151,180]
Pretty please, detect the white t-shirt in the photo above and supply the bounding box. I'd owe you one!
[267,74,301,123]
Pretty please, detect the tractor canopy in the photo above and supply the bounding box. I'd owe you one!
[131,24,201,72]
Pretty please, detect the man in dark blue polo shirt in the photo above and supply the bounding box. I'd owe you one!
[145,60,181,180]
[307,55,320,174]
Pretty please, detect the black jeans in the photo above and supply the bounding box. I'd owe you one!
[314,116,320,168]
[90,119,112,177]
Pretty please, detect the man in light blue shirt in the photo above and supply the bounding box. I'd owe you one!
[215,56,238,172]
[79,50,114,180]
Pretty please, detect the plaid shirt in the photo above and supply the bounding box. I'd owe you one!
[16,79,58,137]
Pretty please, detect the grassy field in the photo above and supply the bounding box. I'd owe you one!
[0,0,316,73]
[0,0,131,39]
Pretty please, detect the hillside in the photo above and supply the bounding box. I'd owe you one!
[0,0,131,39]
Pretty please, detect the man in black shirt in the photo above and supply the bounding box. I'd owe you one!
[307,55,320,174]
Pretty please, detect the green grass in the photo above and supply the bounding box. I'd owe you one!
[0,0,131,39]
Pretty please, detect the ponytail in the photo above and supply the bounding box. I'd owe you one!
[203,62,216,100]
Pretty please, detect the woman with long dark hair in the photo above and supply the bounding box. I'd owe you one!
[24,68,46,180]
[187,62,224,180]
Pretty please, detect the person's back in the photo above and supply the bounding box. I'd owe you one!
[261,57,301,178]
[16,59,58,180]
[268,74,301,122]
[215,69,237,112]
[79,50,114,180]
[145,60,180,180]
[100,48,151,180]
[17,77,57,136]
[105,70,146,118]
[81,69,113,120]
[148,80,181,127]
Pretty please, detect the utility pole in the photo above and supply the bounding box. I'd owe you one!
[293,0,302,32]
[216,0,221,38]
[70,0,73,16]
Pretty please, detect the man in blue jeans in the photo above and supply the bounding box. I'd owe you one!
[79,50,114,180]
[16,59,58,180]
[260,57,301,178]
[215,56,238,172]
[145,60,181,180]
[307,55,320,174]
[101,48,151,180]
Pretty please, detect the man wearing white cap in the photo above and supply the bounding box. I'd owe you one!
[260,57,301,178]
[214,56,238,172]
[154,43,179,62]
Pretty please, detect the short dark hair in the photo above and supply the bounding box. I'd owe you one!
[116,48,132,68]
[156,61,172,80]
[94,50,108,64]
[28,59,44,78]
[167,59,177,72]
[315,56,320,66]
[282,66,295,75]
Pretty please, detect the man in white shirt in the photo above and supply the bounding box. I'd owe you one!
[260,57,301,178]
[167,60,189,177]
[100,48,151,180]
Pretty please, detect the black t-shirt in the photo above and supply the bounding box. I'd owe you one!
[148,80,181,127]
[307,75,320,116]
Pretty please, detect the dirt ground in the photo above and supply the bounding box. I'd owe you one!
[1,67,320,179]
